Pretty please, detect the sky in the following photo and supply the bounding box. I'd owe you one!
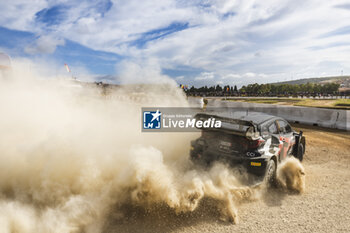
[1,0,350,87]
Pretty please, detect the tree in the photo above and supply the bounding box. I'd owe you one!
[184,82,340,97]
[240,85,247,94]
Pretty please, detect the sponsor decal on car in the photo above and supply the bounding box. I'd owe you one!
[250,162,262,166]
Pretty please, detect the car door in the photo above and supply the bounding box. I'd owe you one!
[276,120,294,159]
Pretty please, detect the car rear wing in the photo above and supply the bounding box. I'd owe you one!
[195,113,260,140]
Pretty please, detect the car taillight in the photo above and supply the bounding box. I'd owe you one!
[248,139,265,149]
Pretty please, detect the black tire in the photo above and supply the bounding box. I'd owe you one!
[296,143,304,162]
[263,159,276,188]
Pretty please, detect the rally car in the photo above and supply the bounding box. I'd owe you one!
[190,111,305,185]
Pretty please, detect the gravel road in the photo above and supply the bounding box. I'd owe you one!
[107,125,350,233]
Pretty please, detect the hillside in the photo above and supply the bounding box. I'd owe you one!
[271,75,350,85]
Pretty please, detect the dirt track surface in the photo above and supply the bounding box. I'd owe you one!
[106,125,350,233]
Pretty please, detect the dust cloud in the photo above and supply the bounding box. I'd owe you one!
[0,61,305,232]
[277,157,306,193]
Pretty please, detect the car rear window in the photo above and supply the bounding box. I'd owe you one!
[201,130,250,152]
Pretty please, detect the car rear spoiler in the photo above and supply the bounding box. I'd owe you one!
[195,113,259,139]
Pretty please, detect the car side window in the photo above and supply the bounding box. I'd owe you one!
[268,122,278,134]
[277,120,292,134]
[285,123,292,133]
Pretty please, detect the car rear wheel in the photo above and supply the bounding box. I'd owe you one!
[263,159,276,188]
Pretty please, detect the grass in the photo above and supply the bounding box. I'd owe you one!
[334,99,350,107]
[225,98,350,110]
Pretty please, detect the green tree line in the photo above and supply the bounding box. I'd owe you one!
[185,83,340,96]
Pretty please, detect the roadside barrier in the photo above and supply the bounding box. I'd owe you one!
[206,99,349,131]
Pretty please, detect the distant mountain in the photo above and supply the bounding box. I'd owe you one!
[271,75,350,85]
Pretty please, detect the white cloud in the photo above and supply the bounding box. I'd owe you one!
[175,75,184,81]
[25,35,65,54]
[194,72,215,81]
[1,0,350,85]
[244,72,256,78]
[222,74,241,79]
[0,0,47,31]
[115,58,176,85]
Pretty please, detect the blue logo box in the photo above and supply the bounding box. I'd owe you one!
[143,110,161,129]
